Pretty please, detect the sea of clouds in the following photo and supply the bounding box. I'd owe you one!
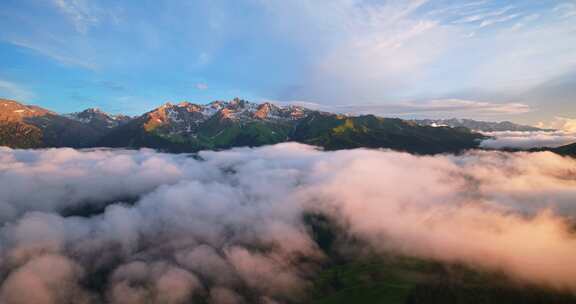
[480,117,576,150]
[480,130,576,150]
[0,143,576,303]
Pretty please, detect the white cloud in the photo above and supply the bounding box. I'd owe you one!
[52,0,100,34]
[510,13,540,31]
[536,117,576,133]
[478,13,521,28]
[467,18,576,93]
[554,2,576,19]
[195,83,209,90]
[425,1,490,18]
[1,144,576,302]
[0,79,34,101]
[197,52,212,66]
[255,0,576,116]
[452,5,515,24]
[8,39,97,70]
[480,130,576,149]
[260,0,454,102]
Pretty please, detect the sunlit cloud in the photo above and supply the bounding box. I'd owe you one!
[480,130,576,149]
[536,116,576,133]
[1,144,576,302]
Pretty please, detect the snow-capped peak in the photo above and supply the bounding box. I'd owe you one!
[66,108,132,128]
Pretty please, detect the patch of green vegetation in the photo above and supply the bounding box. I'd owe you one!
[196,121,291,149]
[308,256,576,304]
[332,118,358,135]
[301,215,575,304]
[308,255,471,303]
[154,131,191,144]
[292,112,485,154]
[310,260,419,304]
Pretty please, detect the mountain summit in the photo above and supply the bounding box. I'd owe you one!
[138,98,308,134]
[66,108,132,132]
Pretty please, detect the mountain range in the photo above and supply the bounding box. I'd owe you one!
[413,118,553,132]
[1,97,574,156]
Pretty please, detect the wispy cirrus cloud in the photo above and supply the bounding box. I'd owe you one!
[478,13,521,28]
[52,0,101,34]
[266,0,576,111]
[510,14,540,31]
[451,5,515,25]
[8,39,97,70]
[265,0,452,103]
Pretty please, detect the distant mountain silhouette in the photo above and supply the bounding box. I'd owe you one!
[553,142,576,156]
[413,118,553,132]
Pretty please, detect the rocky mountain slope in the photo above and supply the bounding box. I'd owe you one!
[66,108,132,133]
[98,99,310,151]
[0,99,104,148]
[1,97,486,154]
[414,118,552,132]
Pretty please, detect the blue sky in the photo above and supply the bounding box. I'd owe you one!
[0,0,575,124]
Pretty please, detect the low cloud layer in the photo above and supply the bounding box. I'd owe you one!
[537,117,576,133]
[480,130,576,150]
[0,144,576,303]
